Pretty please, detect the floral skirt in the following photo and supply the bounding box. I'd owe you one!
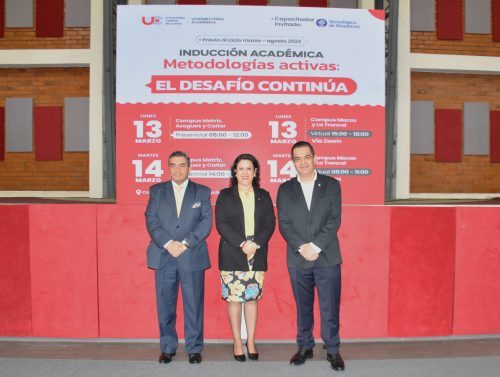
[220,271,265,302]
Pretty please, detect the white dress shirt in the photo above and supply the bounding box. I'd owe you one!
[164,179,189,248]
[297,171,321,254]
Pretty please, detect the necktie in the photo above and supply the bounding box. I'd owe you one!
[174,185,183,217]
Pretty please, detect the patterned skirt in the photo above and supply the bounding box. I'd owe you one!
[220,271,265,302]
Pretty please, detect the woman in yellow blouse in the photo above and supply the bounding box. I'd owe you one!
[215,154,276,362]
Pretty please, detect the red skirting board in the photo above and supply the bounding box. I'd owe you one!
[300,0,328,7]
[34,106,62,161]
[36,0,64,37]
[0,206,32,336]
[388,207,456,337]
[0,107,4,160]
[493,0,500,42]
[239,0,268,5]
[491,111,500,163]
[435,109,462,162]
[436,0,463,40]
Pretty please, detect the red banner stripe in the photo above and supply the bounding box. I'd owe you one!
[178,0,207,4]
[435,109,462,162]
[436,0,463,40]
[0,0,5,38]
[239,0,268,5]
[34,107,63,161]
[493,0,500,42]
[491,111,500,163]
[0,107,4,160]
[36,0,64,38]
[300,0,328,7]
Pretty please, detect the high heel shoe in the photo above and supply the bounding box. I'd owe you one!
[233,343,246,362]
[246,342,259,361]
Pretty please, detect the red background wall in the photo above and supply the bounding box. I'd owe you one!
[0,204,499,339]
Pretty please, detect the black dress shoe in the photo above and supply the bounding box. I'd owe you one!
[158,352,176,363]
[188,353,202,364]
[290,348,313,365]
[246,342,259,361]
[327,353,345,371]
[234,342,246,362]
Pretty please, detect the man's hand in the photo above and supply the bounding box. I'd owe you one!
[166,241,186,257]
[298,243,320,261]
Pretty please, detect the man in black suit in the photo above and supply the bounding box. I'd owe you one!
[277,141,344,371]
[145,151,212,365]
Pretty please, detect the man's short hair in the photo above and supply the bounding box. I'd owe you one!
[291,141,315,158]
[168,150,190,166]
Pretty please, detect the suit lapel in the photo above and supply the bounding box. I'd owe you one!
[310,174,326,216]
[232,185,246,233]
[290,178,310,213]
[179,180,195,220]
[163,181,178,219]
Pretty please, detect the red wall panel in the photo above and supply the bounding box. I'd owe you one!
[36,0,64,37]
[453,208,500,334]
[0,0,5,39]
[435,109,462,162]
[239,0,268,5]
[97,205,158,337]
[2,203,499,340]
[0,206,32,336]
[339,206,390,338]
[300,0,328,7]
[29,205,98,337]
[493,0,500,42]
[436,0,463,40]
[388,207,456,337]
[0,107,4,160]
[491,111,500,163]
[34,107,63,161]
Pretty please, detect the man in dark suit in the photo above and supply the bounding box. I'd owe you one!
[145,150,212,365]
[277,141,344,371]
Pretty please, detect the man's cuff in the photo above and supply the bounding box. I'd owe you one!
[164,240,173,249]
[311,242,322,254]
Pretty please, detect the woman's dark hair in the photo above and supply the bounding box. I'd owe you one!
[230,154,261,188]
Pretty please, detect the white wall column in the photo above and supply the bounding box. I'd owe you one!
[89,0,104,198]
[394,0,411,199]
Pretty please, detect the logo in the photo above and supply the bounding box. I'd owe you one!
[142,16,162,26]
[316,19,327,27]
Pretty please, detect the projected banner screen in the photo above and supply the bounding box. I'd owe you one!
[116,6,385,204]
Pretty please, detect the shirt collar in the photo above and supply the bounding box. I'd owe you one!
[173,179,189,190]
[297,170,317,185]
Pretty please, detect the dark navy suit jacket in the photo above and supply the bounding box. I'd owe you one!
[145,180,212,271]
[277,173,342,269]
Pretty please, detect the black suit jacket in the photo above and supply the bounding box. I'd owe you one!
[215,186,276,271]
[277,173,342,269]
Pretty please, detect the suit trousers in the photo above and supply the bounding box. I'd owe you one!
[155,264,205,354]
[288,264,341,354]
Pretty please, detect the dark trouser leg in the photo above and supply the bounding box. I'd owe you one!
[179,269,205,354]
[155,267,179,353]
[288,267,316,350]
[314,264,341,354]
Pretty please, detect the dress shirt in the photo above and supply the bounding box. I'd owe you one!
[297,171,321,254]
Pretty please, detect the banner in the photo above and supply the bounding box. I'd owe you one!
[116,5,385,204]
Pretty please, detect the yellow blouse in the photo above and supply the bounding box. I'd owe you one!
[239,190,255,237]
